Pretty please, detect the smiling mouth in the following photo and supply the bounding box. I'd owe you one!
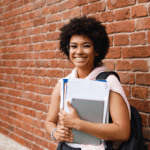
[75,57,86,60]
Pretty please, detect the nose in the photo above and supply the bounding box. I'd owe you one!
[76,45,83,53]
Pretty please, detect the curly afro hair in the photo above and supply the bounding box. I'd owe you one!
[59,16,109,67]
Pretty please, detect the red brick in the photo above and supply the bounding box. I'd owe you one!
[59,60,68,68]
[49,79,58,87]
[40,51,55,59]
[106,20,135,34]
[32,25,39,33]
[34,9,42,18]
[140,113,148,127]
[19,14,28,21]
[33,69,46,76]
[147,31,150,44]
[116,60,131,71]
[122,46,150,58]
[46,0,61,6]
[100,11,113,23]
[42,60,50,68]
[63,8,81,20]
[48,142,57,150]
[22,4,32,13]
[118,73,135,84]
[136,73,150,86]
[114,8,130,21]
[132,86,148,99]
[33,0,45,10]
[22,115,34,125]
[28,53,39,59]
[41,25,48,33]
[23,130,34,141]
[5,26,14,33]
[138,0,150,3]
[46,14,62,23]
[48,23,56,32]
[114,34,129,46]
[32,35,45,43]
[35,94,42,102]
[40,86,53,95]
[108,36,113,46]
[42,95,50,104]
[46,32,60,41]
[130,32,146,45]
[36,111,43,120]
[21,20,33,29]
[34,103,47,112]
[49,4,58,14]
[42,7,50,15]
[43,78,50,86]
[105,47,121,59]
[103,60,115,70]
[77,0,88,6]
[131,4,148,18]
[122,85,131,98]
[24,0,30,5]
[20,37,32,44]
[149,3,150,14]
[57,22,65,30]
[51,60,59,68]
[136,18,150,31]
[32,143,44,150]
[28,12,35,19]
[67,0,77,9]
[128,98,150,112]
[35,77,42,85]
[33,17,45,27]
[132,60,148,72]
[107,0,135,9]
[47,69,63,78]
[82,1,106,16]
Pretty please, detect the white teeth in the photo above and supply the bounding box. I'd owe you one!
[75,58,85,60]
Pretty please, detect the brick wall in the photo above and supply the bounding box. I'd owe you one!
[0,0,149,150]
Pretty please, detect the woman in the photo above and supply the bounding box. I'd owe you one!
[45,16,130,150]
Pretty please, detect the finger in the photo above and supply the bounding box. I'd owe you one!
[67,101,75,111]
[57,135,73,143]
[60,108,66,114]
[59,125,71,132]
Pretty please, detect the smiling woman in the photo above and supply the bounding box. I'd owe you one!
[45,16,131,150]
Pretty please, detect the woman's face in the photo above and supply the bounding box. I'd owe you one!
[69,34,98,70]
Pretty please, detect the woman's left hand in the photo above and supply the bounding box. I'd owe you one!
[58,101,80,129]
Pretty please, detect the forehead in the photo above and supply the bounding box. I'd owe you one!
[70,34,93,44]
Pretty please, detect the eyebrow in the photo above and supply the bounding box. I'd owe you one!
[70,42,91,44]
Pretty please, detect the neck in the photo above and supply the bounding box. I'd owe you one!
[76,66,95,79]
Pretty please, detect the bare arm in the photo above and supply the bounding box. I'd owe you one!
[59,91,130,141]
[45,82,73,142]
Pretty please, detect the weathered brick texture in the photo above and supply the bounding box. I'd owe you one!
[0,0,150,149]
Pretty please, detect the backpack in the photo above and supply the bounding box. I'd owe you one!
[96,71,149,150]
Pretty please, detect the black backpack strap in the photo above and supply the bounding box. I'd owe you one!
[96,71,120,82]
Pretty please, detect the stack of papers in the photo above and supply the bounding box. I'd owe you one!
[60,78,110,145]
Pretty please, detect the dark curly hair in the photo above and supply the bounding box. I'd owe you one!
[59,16,109,67]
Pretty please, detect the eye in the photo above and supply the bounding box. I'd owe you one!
[70,45,77,49]
[83,44,91,48]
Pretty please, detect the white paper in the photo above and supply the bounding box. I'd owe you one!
[64,78,110,123]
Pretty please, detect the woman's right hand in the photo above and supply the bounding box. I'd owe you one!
[53,125,74,143]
